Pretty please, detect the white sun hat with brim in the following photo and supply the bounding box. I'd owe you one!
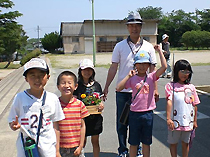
[79,59,94,70]
[162,34,169,40]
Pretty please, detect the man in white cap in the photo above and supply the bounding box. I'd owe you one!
[160,34,171,78]
[103,12,158,157]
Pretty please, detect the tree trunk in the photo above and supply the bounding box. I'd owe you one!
[4,61,11,69]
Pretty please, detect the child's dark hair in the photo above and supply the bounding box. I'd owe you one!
[173,59,193,84]
[57,71,77,86]
[78,68,95,84]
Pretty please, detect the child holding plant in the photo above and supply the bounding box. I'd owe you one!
[74,59,104,157]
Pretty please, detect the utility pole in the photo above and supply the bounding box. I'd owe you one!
[90,0,96,66]
[37,25,40,49]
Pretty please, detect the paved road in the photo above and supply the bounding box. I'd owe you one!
[0,64,210,157]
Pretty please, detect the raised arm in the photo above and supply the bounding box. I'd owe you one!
[116,70,136,92]
[154,45,167,78]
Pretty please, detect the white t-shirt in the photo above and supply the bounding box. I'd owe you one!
[112,38,157,92]
[8,91,65,157]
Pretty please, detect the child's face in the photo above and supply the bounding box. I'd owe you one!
[135,63,150,75]
[25,69,49,91]
[178,69,191,83]
[57,75,77,96]
[81,68,93,80]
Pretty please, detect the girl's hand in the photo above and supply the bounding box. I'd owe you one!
[167,119,175,131]
[74,146,82,156]
[129,70,137,77]
[98,103,104,112]
[193,121,198,129]
[154,44,162,53]
[154,90,159,102]
[10,116,21,131]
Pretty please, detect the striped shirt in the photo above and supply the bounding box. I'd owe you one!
[59,97,90,148]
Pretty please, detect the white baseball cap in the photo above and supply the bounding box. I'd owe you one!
[23,58,49,76]
[162,34,169,40]
[79,59,94,70]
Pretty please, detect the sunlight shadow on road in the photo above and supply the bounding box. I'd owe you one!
[85,152,118,157]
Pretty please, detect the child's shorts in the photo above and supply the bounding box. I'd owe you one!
[128,110,153,146]
[167,130,191,144]
[60,147,85,157]
[85,114,103,136]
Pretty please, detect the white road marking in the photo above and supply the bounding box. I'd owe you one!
[154,110,209,121]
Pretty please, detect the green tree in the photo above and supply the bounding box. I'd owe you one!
[41,31,62,53]
[182,30,210,49]
[0,0,28,67]
[137,6,163,19]
[158,10,200,46]
[198,9,210,32]
[182,31,197,49]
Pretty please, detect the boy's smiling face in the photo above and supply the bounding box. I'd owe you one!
[25,68,49,92]
[57,75,78,97]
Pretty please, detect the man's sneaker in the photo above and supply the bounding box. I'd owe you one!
[136,146,143,157]
[117,150,129,157]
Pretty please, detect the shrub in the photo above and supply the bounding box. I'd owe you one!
[20,48,41,65]
[182,30,210,49]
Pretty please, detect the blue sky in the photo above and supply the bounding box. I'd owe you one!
[9,0,210,39]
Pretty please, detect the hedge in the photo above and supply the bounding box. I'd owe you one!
[20,48,41,65]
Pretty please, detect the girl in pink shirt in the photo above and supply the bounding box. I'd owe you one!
[116,45,166,157]
[165,59,200,157]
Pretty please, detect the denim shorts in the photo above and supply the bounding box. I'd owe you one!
[128,110,153,146]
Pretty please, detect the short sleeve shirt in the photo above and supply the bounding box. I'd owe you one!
[8,91,65,157]
[165,83,200,131]
[112,38,157,92]
[125,71,158,112]
[59,98,90,148]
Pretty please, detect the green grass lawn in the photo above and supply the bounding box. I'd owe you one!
[0,62,21,69]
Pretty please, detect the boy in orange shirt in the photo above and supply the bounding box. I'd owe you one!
[57,71,90,157]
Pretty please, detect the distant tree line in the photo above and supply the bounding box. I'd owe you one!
[137,6,210,49]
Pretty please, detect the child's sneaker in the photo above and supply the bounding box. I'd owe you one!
[117,150,129,157]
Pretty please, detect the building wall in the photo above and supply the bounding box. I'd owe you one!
[84,21,128,36]
[63,36,85,54]
[61,20,158,54]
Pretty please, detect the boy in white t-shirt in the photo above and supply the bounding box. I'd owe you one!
[8,58,65,157]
